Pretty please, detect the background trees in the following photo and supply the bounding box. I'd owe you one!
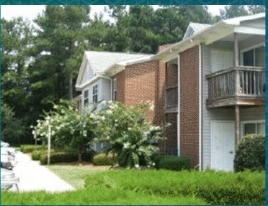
[1,5,264,145]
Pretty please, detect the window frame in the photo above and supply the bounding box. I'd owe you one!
[241,44,265,67]
[83,89,89,106]
[92,84,98,103]
[112,78,117,101]
[241,120,265,136]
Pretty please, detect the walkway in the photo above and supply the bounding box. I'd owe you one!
[10,151,75,193]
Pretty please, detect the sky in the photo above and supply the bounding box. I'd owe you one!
[1,5,226,21]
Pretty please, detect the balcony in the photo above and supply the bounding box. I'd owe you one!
[206,66,265,108]
[165,86,178,113]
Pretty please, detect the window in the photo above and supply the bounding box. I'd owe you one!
[242,121,265,136]
[112,78,117,101]
[83,90,89,106]
[242,46,264,67]
[92,84,98,103]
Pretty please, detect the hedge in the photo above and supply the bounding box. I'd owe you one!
[234,134,265,172]
[153,155,191,171]
[92,153,115,166]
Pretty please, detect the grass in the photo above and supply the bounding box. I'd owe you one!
[47,164,109,189]
[1,165,264,205]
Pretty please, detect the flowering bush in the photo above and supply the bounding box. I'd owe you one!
[32,100,95,162]
[93,101,167,168]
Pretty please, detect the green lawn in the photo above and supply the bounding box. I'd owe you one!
[1,166,264,205]
[47,164,109,189]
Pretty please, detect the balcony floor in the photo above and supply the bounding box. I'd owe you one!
[206,97,265,108]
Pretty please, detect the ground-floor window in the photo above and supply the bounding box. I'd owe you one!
[242,120,265,136]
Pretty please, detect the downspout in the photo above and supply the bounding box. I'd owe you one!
[177,54,180,156]
[198,44,203,171]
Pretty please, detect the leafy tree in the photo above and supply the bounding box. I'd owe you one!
[1,103,24,146]
[220,5,249,19]
[247,5,265,14]
[1,17,35,143]
[93,101,167,168]
[33,100,95,162]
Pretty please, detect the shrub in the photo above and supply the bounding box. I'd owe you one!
[92,153,115,166]
[93,101,167,168]
[84,169,264,205]
[20,145,46,153]
[31,150,44,161]
[158,155,191,171]
[40,152,78,165]
[234,134,265,172]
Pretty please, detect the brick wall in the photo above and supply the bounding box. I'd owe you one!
[114,60,158,122]
[166,63,178,89]
[180,46,200,167]
[164,113,178,155]
[113,70,126,103]
[154,60,166,151]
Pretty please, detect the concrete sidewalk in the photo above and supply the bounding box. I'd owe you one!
[10,151,75,193]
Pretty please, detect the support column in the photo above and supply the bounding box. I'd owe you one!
[235,105,240,145]
[234,33,239,67]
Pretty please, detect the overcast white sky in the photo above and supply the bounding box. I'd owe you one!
[1,5,226,21]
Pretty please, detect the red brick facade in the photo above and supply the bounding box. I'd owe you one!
[180,46,200,167]
[112,49,180,157]
[113,60,160,122]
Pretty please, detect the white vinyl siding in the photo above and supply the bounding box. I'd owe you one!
[210,49,233,73]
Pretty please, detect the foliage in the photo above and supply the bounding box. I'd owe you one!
[40,152,78,165]
[84,169,264,205]
[156,155,191,171]
[20,144,46,153]
[93,101,167,168]
[234,134,265,172]
[1,17,35,144]
[219,5,265,19]
[1,103,25,146]
[2,169,264,205]
[31,150,47,161]
[92,153,115,166]
[2,188,206,204]
[32,100,95,162]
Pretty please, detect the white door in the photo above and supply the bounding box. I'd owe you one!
[211,121,235,171]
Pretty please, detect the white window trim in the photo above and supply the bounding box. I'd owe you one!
[241,120,265,136]
[92,84,98,103]
[83,89,89,107]
[240,43,265,66]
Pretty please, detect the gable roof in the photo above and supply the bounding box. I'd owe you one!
[183,22,211,39]
[76,51,153,90]
[154,13,265,62]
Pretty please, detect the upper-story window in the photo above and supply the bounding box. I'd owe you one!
[112,78,117,101]
[242,46,264,67]
[93,84,98,103]
[83,90,89,106]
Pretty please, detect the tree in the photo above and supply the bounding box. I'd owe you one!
[1,103,25,146]
[220,5,249,19]
[1,17,35,143]
[33,100,95,162]
[32,5,91,100]
[93,101,167,168]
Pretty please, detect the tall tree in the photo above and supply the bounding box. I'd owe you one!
[32,5,91,100]
[220,5,249,19]
[1,17,34,143]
